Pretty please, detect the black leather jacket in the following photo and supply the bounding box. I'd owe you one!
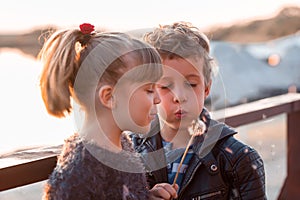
[131,110,266,200]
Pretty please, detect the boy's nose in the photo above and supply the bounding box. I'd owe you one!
[173,92,187,103]
[153,91,161,104]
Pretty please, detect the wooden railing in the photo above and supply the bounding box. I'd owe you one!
[1,93,300,199]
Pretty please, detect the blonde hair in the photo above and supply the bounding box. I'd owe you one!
[143,21,216,86]
[38,29,162,118]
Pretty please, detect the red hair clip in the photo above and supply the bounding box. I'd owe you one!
[79,23,95,34]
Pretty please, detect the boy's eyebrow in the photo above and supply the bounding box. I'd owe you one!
[159,77,172,81]
[160,74,200,80]
[185,74,200,78]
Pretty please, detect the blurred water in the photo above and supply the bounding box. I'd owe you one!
[0,49,75,154]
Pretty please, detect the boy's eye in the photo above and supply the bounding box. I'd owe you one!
[185,82,197,87]
[159,84,172,89]
[160,86,169,89]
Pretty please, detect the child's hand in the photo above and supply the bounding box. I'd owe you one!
[149,183,179,200]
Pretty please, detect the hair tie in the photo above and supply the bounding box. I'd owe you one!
[79,23,95,34]
[79,23,95,46]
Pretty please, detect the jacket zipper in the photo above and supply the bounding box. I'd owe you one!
[177,160,202,199]
[145,140,156,152]
[191,190,222,200]
[144,140,160,177]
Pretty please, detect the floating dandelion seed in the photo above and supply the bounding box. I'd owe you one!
[232,189,239,197]
[225,147,233,154]
[267,54,280,66]
[272,152,276,156]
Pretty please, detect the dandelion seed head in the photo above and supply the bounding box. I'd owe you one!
[225,147,233,154]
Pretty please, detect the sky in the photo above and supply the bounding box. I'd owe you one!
[1,0,300,34]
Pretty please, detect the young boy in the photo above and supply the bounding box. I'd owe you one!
[131,22,266,199]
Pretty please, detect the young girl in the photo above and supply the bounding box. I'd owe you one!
[38,23,177,200]
[132,22,266,199]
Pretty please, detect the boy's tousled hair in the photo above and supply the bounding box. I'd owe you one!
[143,21,217,85]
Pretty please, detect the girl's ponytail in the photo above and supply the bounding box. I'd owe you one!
[38,29,83,118]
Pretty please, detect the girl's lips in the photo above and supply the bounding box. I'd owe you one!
[149,112,157,120]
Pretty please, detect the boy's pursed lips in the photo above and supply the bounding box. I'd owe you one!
[174,109,187,118]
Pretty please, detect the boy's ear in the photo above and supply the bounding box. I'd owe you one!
[205,80,212,98]
[98,85,114,109]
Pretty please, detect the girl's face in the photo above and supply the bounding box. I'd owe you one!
[157,57,210,131]
[113,81,161,134]
[128,82,160,128]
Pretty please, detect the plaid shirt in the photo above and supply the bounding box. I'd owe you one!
[162,141,194,189]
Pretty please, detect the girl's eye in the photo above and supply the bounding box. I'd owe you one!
[147,89,154,93]
[145,84,155,93]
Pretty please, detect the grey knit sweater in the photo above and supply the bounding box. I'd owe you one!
[43,133,149,200]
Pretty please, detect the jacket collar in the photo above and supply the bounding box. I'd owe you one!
[192,108,237,158]
[138,107,237,147]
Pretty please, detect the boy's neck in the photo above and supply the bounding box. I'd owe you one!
[160,124,191,149]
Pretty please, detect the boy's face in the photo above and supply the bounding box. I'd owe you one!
[157,57,210,131]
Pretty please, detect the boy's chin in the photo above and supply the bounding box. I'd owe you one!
[178,117,196,125]
[176,119,198,130]
[129,124,151,135]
